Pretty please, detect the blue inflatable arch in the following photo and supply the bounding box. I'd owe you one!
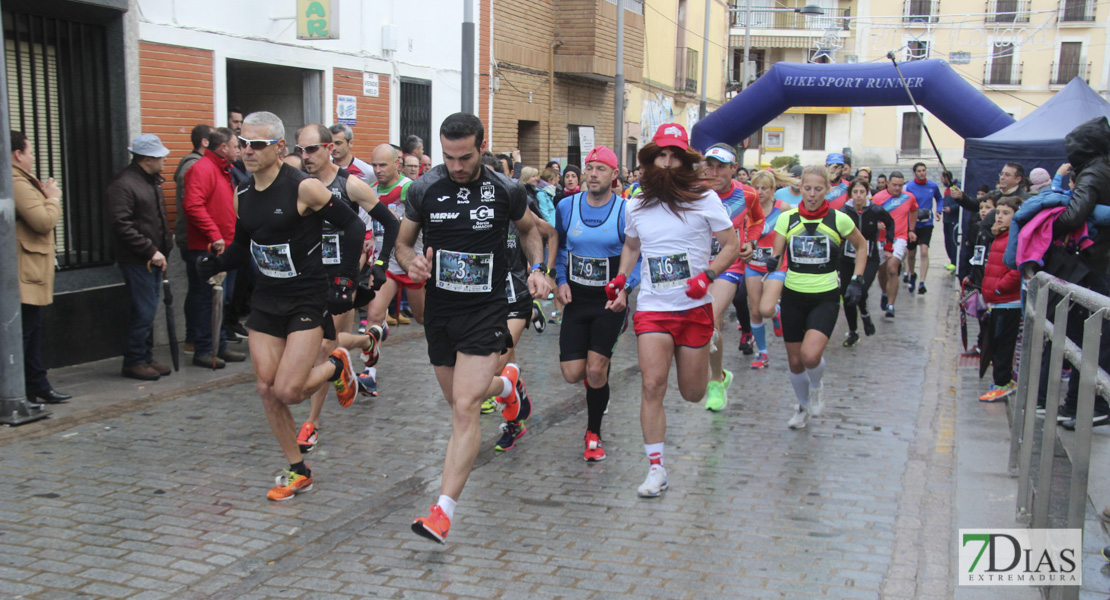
[690,59,1016,151]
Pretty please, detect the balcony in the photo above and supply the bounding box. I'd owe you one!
[1057,0,1095,21]
[986,0,1030,22]
[675,47,699,96]
[904,0,939,24]
[551,0,644,82]
[984,61,1023,86]
[730,6,851,31]
[1051,61,1091,84]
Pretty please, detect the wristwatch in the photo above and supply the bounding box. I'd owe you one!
[547,267,557,277]
[851,274,864,284]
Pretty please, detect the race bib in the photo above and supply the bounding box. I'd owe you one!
[647,252,691,290]
[789,234,831,265]
[436,249,493,293]
[321,234,341,265]
[710,238,722,261]
[569,253,609,287]
[751,246,773,265]
[505,273,517,303]
[251,241,298,279]
[843,241,870,258]
[970,245,987,266]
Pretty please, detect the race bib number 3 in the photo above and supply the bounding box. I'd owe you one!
[789,235,831,265]
[436,249,494,293]
[647,252,692,290]
[970,245,986,266]
[321,234,341,265]
[569,253,609,287]
[251,241,298,279]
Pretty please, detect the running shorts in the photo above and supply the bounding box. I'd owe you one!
[882,238,908,262]
[386,270,426,290]
[717,271,744,285]
[779,288,840,344]
[423,301,512,367]
[908,225,933,251]
[559,300,629,361]
[507,294,534,324]
[744,265,786,283]
[247,300,337,341]
[633,304,714,348]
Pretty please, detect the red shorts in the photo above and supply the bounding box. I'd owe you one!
[633,304,714,347]
[386,270,426,290]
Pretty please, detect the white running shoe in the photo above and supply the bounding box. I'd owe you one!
[637,466,668,498]
[809,385,824,417]
[788,406,809,430]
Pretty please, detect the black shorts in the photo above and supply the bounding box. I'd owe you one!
[908,225,933,250]
[247,300,337,340]
[779,288,840,343]
[423,301,512,367]
[506,294,534,324]
[559,299,629,361]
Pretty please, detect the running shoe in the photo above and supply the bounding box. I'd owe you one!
[772,308,783,337]
[902,273,910,284]
[497,363,523,421]
[885,306,896,318]
[550,310,561,325]
[411,505,450,544]
[637,466,668,498]
[268,469,314,501]
[918,283,927,295]
[809,385,825,417]
[494,421,527,452]
[907,273,917,293]
[329,348,358,407]
[979,382,1016,403]
[787,406,810,430]
[583,431,606,462]
[531,300,547,333]
[738,332,755,355]
[296,422,318,454]
[945,263,957,274]
[357,371,378,397]
[401,307,413,319]
[515,378,533,422]
[880,294,889,311]
[480,397,497,414]
[843,331,860,347]
[360,331,380,368]
[705,369,733,412]
[751,351,770,369]
[358,319,368,334]
[861,313,876,336]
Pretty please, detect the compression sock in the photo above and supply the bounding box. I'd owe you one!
[807,357,827,389]
[751,322,767,353]
[645,443,664,467]
[436,495,457,520]
[290,461,310,477]
[497,376,513,399]
[585,382,609,436]
[737,297,752,334]
[789,371,811,407]
[844,304,858,332]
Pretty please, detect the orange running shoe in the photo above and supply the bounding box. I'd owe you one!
[411,504,451,543]
[329,348,357,407]
[584,431,606,462]
[267,469,314,501]
[498,363,522,421]
[296,422,318,454]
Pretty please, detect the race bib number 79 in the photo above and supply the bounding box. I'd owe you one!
[569,253,609,287]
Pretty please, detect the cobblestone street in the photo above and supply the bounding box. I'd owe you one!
[1,261,1106,599]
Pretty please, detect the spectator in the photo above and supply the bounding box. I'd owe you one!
[978,196,1022,402]
[420,153,431,175]
[497,153,513,178]
[402,154,421,180]
[874,173,887,195]
[997,162,1028,200]
[106,134,174,381]
[182,127,247,369]
[560,164,582,203]
[227,107,243,136]
[480,151,503,174]
[173,124,211,252]
[535,168,559,225]
[227,108,248,183]
[402,134,424,160]
[328,123,373,184]
[1028,167,1051,194]
[12,131,71,404]
[546,160,561,172]
[940,170,962,273]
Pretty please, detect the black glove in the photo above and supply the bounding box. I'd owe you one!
[327,276,357,315]
[353,284,375,309]
[844,277,863,307]
[764,255,780,275]
[195,252,222,281]
[370,259,388,291]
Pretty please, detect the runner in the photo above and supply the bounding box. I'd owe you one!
[293,124,397,455]
[825,152,850,207]
[194,111,366,501]
[765,165,869,429]
[396,113,551,543]
[328,123,373,184]
[872,171,918,318]
[555,146,637,460]
[702,143,762,411]
[837,178,894,347]
[745,169,793,369]
[903,162,943,295]
[607,123,740,498]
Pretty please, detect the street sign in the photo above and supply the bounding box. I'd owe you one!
[297,0,340,40]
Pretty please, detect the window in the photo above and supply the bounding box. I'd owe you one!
[988,43,1018,85]
[1055,42,1082,84]
[567,125,581,170]
[901,112,922,154]
[904,0,937,23]
[1061,0,1094,21]
[802,114,826,151]
[400,78,433,159]
[907,41,929,61]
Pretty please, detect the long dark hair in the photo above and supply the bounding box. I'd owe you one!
[635,142,707,216]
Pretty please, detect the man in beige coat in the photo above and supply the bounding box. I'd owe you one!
[12,131,70,404]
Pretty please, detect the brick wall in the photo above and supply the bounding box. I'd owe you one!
[332,68,391,151]
[138,42,214,230]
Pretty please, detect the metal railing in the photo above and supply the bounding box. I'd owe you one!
[674,47,698,95]
[730,7,850,30]
[986,0,1031,22]
[904,0,939,23]
[1010,273,1110,600]
[1051,61,1091,85]
[1058,0,1095,22]
[983,60,1023,85]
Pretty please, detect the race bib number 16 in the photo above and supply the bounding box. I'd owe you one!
[647,252,692,290]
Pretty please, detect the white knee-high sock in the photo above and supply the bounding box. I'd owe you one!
[807,357,826,389]
[789,371,810,407]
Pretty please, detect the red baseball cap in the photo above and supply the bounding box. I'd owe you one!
[584,145,618,170]
[652,123,689,151]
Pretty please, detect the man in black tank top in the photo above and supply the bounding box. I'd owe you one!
[397,113,553,544]
[293,124,399,455]
[194,112,367,503]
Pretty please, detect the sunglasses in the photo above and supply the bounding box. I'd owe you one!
[238,136,282,151]
[294,144,329,155]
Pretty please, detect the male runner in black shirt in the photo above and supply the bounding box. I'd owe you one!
[397,113,552,543]
[196,112,366,501]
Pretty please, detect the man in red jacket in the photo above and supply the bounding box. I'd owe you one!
[978,196,1023,402]
[183,127,247,368]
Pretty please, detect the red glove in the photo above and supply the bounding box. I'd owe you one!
[605,274,627,301]
[685,272,711,299]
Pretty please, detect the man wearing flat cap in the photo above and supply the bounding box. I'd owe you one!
[106,134,174,381]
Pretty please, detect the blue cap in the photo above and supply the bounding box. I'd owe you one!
[825,152,845,165]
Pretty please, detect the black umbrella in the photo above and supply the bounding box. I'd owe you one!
[163,279,180,371]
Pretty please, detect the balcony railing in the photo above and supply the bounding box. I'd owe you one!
[986,0,1031,22]
[675,47,699,95]
[730,7,851,30]
[904,0,939,23]
[1051,61,1091,84]
[1058,0,1095,21]
[984,61,1023,86]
